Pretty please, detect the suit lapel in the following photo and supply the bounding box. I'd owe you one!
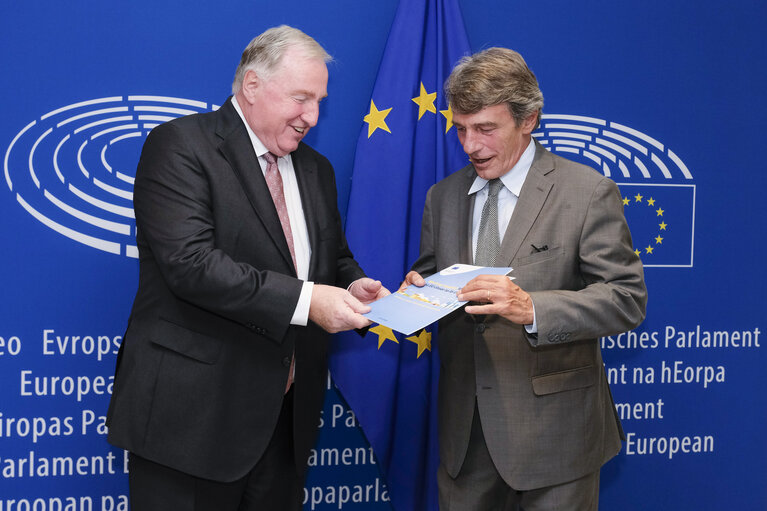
[292,146,321,280]
[216,99,296,273]
[458,166,474,265]
[498,141,554,266]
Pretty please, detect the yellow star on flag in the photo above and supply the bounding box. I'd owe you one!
[440,103,454,133]
[412,82,437,120]
[659,221,668,230]
[645,245,654,254]
[406,329,432,358]
[647,198,656,206]
[655,235,664,244]
[635,248,641,256]
[656,207,665,216]
[622,197,630,206]
[364,100,392,138]
[370,324,399,349]
[634,193,643,202]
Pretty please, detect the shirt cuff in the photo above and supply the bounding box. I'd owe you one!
[524,299,538,334]
[347,278,361,294]
[290,281,314,326]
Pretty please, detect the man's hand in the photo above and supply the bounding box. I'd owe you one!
[398,271,426,292]
[348,277,390,304]
[457,274,534,325]
[309,284,373,333]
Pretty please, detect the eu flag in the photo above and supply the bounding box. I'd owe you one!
[329,0,471,509]
[615,183,696,267]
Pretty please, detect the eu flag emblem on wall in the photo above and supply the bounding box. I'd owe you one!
[329,0,471,509]
[616,183,696,267]
[534,114,697,269]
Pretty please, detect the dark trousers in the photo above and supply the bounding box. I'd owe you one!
[129,388,302,511]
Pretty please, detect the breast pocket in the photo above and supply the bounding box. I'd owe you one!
[514,245,563,267]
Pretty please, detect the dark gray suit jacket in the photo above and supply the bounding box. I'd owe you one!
[411,140,647,490]
[106,98,364,482]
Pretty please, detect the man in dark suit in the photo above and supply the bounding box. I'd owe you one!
[402,48,647,510]
[106,26,387,511]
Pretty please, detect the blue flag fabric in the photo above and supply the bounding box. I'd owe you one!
[329,1,471,509]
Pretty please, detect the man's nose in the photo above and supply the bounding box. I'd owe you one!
[461,130,480,154]
[302,101,320,127]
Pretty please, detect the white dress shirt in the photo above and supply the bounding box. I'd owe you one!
[232,97,313,326]
[468,137,538,332]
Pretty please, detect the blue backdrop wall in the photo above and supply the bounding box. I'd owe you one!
[1,1,765,510]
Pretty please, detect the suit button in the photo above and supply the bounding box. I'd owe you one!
[475,324,486,333]
[247,323,256,331]
[282,357,291,367]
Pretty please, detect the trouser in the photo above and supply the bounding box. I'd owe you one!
[129,388,302,511]
[438,404,600,511]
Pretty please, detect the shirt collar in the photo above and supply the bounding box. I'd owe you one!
[468,137,536,197]
[231,95,271,160]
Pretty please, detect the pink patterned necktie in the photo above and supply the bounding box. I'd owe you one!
[263,152,297,270]
[263,152,296,393]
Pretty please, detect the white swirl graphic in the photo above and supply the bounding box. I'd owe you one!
[535,114,693,181]
[4,95,216,257]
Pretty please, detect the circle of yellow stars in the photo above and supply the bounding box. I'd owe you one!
[369,324,432,358]
[622,192,668,258]
[363,82,455,138]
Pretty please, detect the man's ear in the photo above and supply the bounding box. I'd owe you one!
[240,69,260,102]
[521,110,539,134]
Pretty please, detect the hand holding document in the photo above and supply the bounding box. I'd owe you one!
[364,264,512,335]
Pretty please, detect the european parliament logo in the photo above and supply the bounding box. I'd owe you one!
[3,96,216,257]
[534,114,695,268]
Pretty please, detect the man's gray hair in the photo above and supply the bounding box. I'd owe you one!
[445,47,544,128]
[232,25,332,94]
